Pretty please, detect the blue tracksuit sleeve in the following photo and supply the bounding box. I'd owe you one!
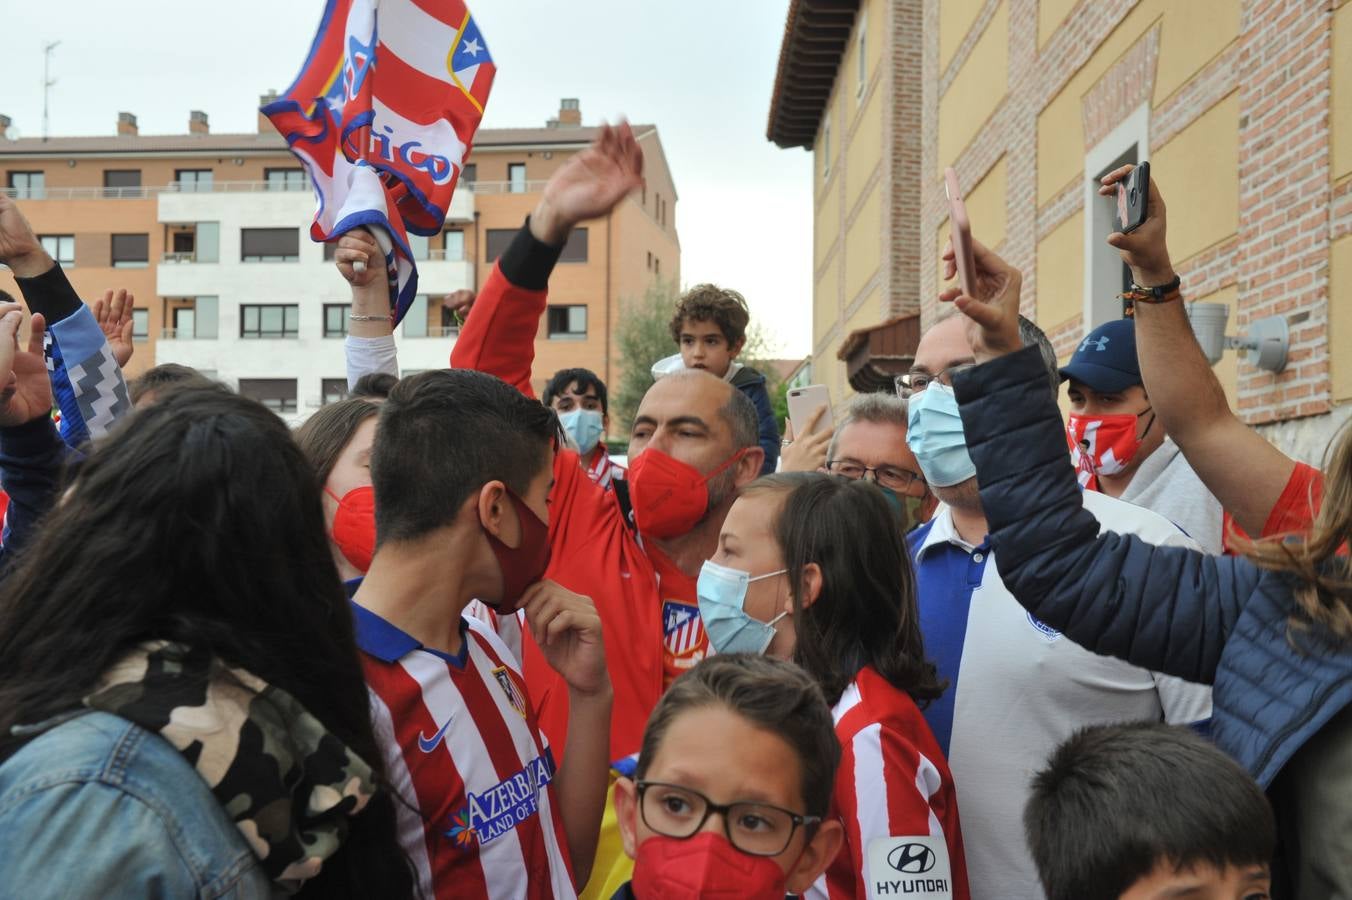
[952,345,1268,685]
[737,378,780,475]
[14,264,132,448]
[0,415,76,568]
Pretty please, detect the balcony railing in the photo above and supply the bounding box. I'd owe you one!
[161,251,196,263]
[426,249,467,262]
[2,180,315,201]
[462,180,545,195]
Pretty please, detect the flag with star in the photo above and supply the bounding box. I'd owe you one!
[262,0,496,324]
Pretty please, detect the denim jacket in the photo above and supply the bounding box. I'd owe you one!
[0,711,275,899]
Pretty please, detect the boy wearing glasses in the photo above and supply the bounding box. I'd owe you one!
[613,654,844,899]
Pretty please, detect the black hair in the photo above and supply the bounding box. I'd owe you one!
[128,363,216,405]
[372,369,559,545]
[542,367,608,417]
[0,387,413,897]
[743,473,944,707]
[1017,314,1061,400]
[635,654,841,819]
[351,372,398,400]
[1025,722,1275,900]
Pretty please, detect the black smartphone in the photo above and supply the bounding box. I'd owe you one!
[1115,161,1150,234]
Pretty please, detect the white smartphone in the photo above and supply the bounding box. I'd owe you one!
[786,385,833,437]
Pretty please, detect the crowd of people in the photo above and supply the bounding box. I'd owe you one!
[0,119,1345,900]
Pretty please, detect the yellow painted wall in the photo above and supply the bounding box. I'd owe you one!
[940,0,987,71]
[1332,234,1352,401]
[935,218,951,291]
[1153,0,1240,104]
[1150,92,1239,264]
[1035,210,1085,329]
[1036,0,1240,205]
[1190,285,1241,409]
[846,88,883,208]
[1038,0,1078,48]
[816,182,841,268]
[1334,3,1352,180]
[844,190,883,303]
[938,2,1008,172]
[845,285,882,339]
[815,254,842,351]
[965,156,1008,250]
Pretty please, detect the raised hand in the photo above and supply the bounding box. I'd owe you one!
[0,195,51,278]
[939,237,1023,363]
[0,307,52,428]
[332,228,386,289]
[531,121,645,245]
[781,405,834,473]
[521,580,610,699]
[93,289,136,368]
[1099,164,1175,287]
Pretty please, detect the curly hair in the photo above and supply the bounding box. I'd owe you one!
[669,283,751,347]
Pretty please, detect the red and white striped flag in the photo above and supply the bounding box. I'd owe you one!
[263,0,495,323]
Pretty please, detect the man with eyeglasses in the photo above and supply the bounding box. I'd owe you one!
[817,392,932,530]
[902,308,1212,899]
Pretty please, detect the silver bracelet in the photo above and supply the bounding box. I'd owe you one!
[348,313,392,322]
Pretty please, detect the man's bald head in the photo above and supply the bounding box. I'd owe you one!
[644,369,759,451]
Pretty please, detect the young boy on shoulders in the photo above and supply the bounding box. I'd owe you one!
[651,285,780,475]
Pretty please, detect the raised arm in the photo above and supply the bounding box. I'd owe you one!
[335,229,401,388]
[0,304,73,568]
[944,241,1265,685]
[450,122,644,396]
[1,195,130,446]
[1096,165,1300,536]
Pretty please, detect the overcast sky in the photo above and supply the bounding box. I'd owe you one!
[1,0,815,356]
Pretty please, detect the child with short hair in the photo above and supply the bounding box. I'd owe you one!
[1024,722,1275,900]
[651,284,780,474]
[612,654,844,899]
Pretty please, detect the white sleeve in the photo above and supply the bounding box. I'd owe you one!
[346,334,400,389]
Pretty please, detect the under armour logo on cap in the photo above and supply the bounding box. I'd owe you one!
[1078,336,1110,353]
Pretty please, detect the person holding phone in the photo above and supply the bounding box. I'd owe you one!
[1095,164,1324,540]
[942,229,1352,900]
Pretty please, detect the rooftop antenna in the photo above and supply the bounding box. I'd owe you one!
[42,40,60,142]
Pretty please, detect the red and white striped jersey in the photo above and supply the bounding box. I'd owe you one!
[808,666,970,900]
[354,602,576,900]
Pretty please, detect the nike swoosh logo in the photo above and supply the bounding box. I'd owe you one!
[418,717,453,753]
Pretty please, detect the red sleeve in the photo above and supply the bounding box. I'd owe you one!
[1263,462,1324,538]
[829,722,970,899]
[449,261,545,397]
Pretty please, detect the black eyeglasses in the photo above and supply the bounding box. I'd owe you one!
[826,459,924,491]
[894,363,977,398]
[636,781,820,857]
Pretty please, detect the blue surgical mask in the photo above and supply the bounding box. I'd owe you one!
[906,383,977,487]
[697,560,789,655]
[559,408,604,456]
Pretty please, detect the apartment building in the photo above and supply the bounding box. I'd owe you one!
[768,0,1352,457]
[0,98,679,420]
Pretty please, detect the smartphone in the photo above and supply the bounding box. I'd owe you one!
[943,167,978,298]
[786,385,833,437]
[1116,161,1150,234]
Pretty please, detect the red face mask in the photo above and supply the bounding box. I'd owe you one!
[325,485,376,573]
[627,448,746,539]
[484,489,551,613]
[1066,410,1154,490]
[631,832,791,900]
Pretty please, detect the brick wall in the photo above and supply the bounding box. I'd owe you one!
[915,0,1340,437]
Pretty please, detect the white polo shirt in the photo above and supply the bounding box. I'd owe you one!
[908,490,1214,900]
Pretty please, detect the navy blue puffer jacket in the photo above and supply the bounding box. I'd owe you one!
[951,345,1352,788]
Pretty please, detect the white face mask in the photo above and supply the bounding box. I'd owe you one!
[696,560,789,655]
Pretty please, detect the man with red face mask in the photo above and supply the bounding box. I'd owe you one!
[351,369,613,898]
[449,122,766,897]
[1062,317,1232,554]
